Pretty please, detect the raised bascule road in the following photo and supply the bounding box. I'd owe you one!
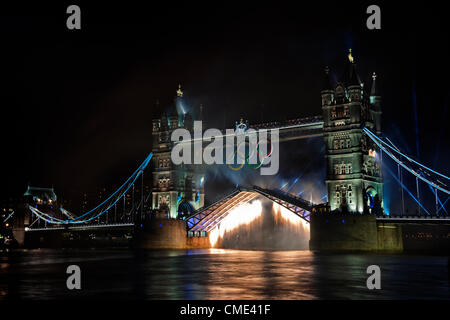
[11,52,450,252]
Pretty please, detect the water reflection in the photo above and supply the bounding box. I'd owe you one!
[0,249,449,300]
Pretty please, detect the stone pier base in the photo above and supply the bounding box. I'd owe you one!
[309,212,403,252]
[136,219,211,249]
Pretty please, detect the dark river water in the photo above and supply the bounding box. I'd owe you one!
[1,248,449,300]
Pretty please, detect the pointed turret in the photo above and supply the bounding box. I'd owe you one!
[322,66,334,91]
[342,49,361,87]
[369,72,382,134]
[321,66,335,107]
[183,112,193,131]
[175,84,186,117]
[370,72,380,97]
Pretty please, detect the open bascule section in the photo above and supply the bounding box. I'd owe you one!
[184,186,312,249]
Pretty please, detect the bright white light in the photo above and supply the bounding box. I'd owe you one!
[209,200,262,247]
[272,202,310,231]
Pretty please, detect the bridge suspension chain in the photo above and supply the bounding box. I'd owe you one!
[28,153,153,225]
[363,128,450,195]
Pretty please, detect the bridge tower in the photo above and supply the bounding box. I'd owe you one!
[151,85,205,219]
[321,50,383,214]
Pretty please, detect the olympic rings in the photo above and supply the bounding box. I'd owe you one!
[225,141,245,170]
[225,138,272,171]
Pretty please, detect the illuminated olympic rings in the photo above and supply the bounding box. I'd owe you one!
[226,138,272,171]
[226,141,245,170]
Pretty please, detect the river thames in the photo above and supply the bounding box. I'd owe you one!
[1,249,449,300]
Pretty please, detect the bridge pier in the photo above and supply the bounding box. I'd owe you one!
[135,218,210,249]
[310,212,378,252]
[12,227,25,247]
[11,204,29,247]
[310,212,403,252]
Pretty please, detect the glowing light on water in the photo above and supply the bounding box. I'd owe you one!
[272,202,310,231]
[209,200,263,247]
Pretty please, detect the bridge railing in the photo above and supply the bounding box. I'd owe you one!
[253,186,314,211]
[185,189,241,220]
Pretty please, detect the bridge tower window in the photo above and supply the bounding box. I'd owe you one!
[331,107,337,119]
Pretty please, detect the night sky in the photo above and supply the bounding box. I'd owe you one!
[1,3,449,213]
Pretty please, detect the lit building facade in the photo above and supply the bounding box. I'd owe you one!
[151,85,205,219]
[321,50,383,214]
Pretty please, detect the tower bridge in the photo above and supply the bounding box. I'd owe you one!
[10,50,450,252]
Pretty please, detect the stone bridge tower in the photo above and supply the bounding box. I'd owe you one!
[321,50,383,214]
[151,85,205,219]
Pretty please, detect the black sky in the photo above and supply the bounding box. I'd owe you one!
[1,2,449,210]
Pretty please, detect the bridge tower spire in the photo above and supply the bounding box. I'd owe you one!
[369,72,382,135]
[321,50,384,215]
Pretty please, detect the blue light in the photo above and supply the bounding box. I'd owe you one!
[367,194,375,209]
[364,128,449,195]
[27,153,153,225]
[286,177,300,192]
[342,219,345,223]
[365,128,450,181]
[159,224,163,227]
[384,164,431,215]
[427,184,448,215]
[438,196,450,214]
[70,153,153,222]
